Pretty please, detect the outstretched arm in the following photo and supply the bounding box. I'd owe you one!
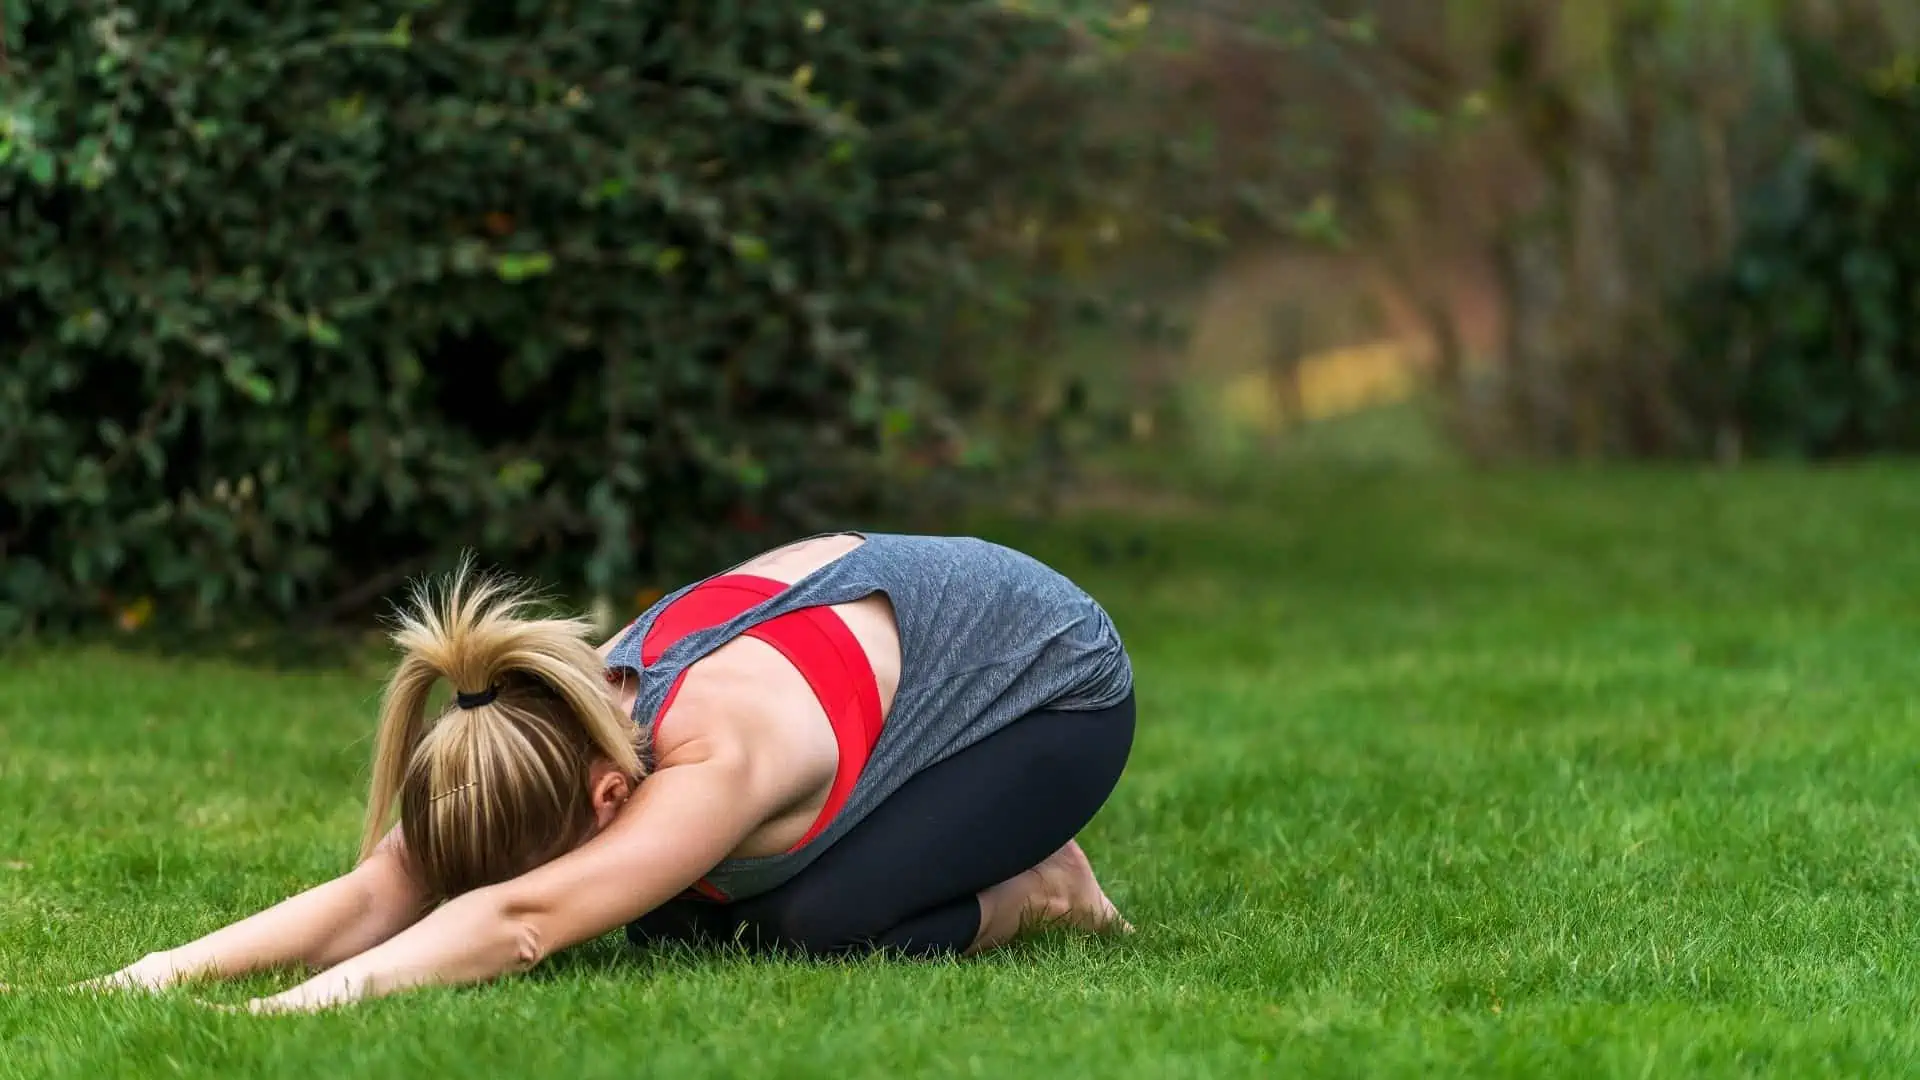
[242,742,768,1012]
[82,828,428,992]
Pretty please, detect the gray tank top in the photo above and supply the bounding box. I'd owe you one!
[602,531,1133,900]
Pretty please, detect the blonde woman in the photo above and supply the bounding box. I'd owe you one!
[82,532,1137,1011]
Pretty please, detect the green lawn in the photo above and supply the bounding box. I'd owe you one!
[7,465,1920,1077]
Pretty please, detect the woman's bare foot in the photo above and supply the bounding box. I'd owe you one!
[968,840,1131,955]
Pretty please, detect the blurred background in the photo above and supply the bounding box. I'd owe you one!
[2,0,1918,639]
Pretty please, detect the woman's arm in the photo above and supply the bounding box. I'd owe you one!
[82,828,428,991]
[242,736,773,1012]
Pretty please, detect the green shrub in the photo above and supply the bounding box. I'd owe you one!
[0,0,1088,633]
[1674,47,1920,459]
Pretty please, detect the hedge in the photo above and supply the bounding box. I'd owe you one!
[0,0,1102,634]
[1675,44,1920,459]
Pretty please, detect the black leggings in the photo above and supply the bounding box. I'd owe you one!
[626,692,1136,958]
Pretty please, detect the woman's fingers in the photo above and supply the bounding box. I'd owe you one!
[69,970,155,993]
[69,973,126,991]
[72,954,193,993]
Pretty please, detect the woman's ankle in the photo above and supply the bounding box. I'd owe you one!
[966,868,1052,955]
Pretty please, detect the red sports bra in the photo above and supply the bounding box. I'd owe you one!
[627,573,886,900]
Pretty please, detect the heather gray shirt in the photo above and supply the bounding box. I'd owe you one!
[603,531,1134,900]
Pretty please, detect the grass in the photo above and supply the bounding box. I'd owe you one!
[9,462,1920,1077]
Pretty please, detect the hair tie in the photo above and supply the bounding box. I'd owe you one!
[454,685,499,710]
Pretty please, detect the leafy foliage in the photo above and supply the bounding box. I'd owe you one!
[1675,45,1920,458]
[0,0,1101,633]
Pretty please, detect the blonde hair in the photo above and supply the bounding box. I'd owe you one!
[359,558,643,900]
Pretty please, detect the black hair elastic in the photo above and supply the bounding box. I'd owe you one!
[454,685,499,710]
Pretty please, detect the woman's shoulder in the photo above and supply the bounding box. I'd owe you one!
[648,637,841,775]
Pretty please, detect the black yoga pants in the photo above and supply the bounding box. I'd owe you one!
[626,691,1136,958]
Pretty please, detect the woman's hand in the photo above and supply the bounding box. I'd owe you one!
[2,951,213,996]
[70,951,196,993]
[237,987,345,1014]
[196,996,321,1015]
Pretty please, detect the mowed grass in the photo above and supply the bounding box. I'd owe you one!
[8,465,1920,1077]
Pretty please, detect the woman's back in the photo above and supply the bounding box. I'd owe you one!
[606,531,1133,900]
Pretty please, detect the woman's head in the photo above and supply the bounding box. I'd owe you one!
[359,561,644,900]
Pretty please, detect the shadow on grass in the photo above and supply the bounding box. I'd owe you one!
[525,920,1149,986]
[523,933,777,985]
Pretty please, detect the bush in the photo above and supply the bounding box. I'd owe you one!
[1675,47,1920,459]
[0,0,1088,634]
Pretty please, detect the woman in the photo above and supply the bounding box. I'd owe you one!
[84,531,1137,1011]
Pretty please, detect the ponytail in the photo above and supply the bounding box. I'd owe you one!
[359,556,642,896]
